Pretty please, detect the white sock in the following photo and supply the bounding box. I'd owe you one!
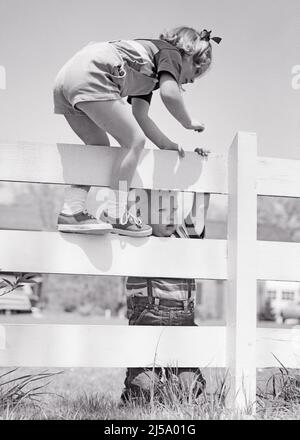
[106,190,128,219]
[61,186,88,215]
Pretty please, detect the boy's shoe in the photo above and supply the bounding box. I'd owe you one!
[100,210,152,237]
[57,210,113,234]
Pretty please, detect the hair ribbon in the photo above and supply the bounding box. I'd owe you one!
[199,29,222,44]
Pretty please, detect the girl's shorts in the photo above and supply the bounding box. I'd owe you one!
[53,42,125,116]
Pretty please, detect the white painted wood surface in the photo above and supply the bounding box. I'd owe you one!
[0,230,227,279]
[257,241,300,281]
[1,231,300,281]
[256,327,300,369]
[0,325,226,368]
[2,142,300,196]
[226,132,257,410]
[0,142,227,193]
[257,156,300,197]
[0,325,299,368]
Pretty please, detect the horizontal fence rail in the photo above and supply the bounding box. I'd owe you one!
[0,142,227,193]
[1,231,300,281]
[0,230,227,279]
[0,325,299,369]
[1,141,300,196]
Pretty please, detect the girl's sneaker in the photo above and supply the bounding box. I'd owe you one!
[57,210,113,234]
[100,210,152,237]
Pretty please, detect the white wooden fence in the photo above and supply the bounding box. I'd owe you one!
[1,132,300,412]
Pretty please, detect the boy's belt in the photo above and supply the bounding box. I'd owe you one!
[132,296,193,310]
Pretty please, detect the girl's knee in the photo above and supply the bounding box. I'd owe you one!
[130,135,146,153]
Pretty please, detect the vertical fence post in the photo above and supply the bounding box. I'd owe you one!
[226,131,257,412]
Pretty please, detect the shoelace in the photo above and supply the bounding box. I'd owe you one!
[120,211,143,227]
[82,209,96,220]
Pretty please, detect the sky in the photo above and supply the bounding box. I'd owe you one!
[0,0,299,159]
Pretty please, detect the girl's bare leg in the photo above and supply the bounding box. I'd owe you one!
[76,99,151,236]
[76,99,146,190]
[58,114,113,233]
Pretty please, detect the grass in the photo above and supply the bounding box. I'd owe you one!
[0,368,63,419]
[256,357,300,419]
[0,367,300,420]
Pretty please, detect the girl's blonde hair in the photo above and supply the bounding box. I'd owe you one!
[159,26,212,72]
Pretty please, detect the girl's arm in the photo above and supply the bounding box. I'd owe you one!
[131,97,184,156]
[159,73,205,132]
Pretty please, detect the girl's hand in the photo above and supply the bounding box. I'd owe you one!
[163,142,185,158]
[194,147,210,159]
[185,119,205,132]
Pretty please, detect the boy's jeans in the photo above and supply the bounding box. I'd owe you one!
[121,299,206,403]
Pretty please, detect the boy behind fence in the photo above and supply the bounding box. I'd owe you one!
[121,176,210,404]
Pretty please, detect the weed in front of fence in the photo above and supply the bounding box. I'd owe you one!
[0,368,63,419]
[0,272,38,297]
[0,367,239,420]
[116,365,300,420]
[117,367,255,420]
[256,356,300,419]
[1,365,300,419]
